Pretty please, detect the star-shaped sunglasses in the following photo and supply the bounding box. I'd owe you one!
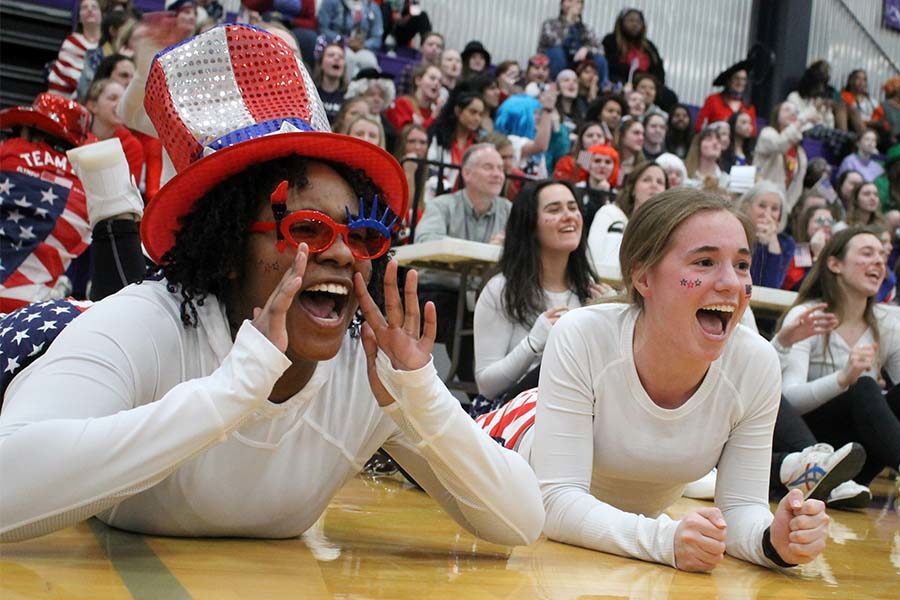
[250,180,397,260]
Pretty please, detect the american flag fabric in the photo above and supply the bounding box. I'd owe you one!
[1,139,91,313]
[475,388,538,451]
[0,299,91,398]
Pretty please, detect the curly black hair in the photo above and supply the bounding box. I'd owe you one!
[159,155,391,329]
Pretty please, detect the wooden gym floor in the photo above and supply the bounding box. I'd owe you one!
[2,472,898,599]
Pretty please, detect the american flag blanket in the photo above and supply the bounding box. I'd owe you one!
[0,138,91,313]
[0,298,91,398]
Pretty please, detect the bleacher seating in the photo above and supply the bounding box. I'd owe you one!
[0,0,71,109]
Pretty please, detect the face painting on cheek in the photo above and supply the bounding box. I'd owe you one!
[745,284,752,297]
[257,259,282,273]
[680,278,702,289]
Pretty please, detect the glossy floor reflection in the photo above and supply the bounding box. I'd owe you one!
[2,473,897,599]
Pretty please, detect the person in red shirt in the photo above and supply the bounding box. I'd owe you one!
[384,63,442,131]
[553,120,607,184]
[0,94,93,311]
[696,59,758,135]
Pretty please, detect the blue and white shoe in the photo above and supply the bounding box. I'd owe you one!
[784,442,866,501]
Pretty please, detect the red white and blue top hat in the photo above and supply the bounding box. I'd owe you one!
[140,23,407,264]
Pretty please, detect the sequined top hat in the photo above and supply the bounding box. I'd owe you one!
[0,93,92,147]
[140,24,407,264]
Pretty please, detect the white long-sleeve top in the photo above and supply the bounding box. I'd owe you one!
[531,303,781,568]
[473,274,583,399]
[587,203,627,277]
[779,302,900,415]
[0,280,544,544]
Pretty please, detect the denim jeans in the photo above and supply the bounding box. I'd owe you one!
[544,45,608,89]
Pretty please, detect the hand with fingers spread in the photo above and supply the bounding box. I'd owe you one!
[769,488,829,565]
[353,261,437,406]
[251,244,308,353]
[673,507,728,572]
[775,302,839,348]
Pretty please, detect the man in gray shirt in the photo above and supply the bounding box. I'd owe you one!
[415,143,512,385]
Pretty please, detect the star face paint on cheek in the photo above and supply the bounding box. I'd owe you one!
[257,259,282,273]
[745,284,752,297]
[680,278,702,289]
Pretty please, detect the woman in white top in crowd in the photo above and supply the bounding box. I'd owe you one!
[479,188,830,571]
[0,24,543,545]
[777,226,900,488]
[474,180,605,402]
[588,161,666,276]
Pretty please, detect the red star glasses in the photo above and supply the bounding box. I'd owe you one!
[250,180,397,260]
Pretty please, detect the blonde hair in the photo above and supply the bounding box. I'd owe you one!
[683,126,718,179]
[343,114,386,149]
[619,188,755,309]
[85,77,115,105]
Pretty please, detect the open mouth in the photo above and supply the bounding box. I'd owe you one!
[696,304,736,338]
[865,270,884,286]
[560,225,577,233]
[297,282,350,324]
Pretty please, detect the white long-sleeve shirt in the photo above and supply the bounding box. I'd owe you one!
[779,302,900,415]
[473,274,583,399]
[531,303,781,568]
[0,280,544,544]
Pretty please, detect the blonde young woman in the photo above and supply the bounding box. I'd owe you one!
[479,189,830,572]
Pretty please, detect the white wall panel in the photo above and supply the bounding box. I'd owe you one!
[808,0,899,103]
[419,0,754,106]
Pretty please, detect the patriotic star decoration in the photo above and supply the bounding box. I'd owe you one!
[0,299,91,389]
[4,355,19,374]
[0,177,13,195]
[13,196,31,208]
[7,209,24,224]
[40,187,58,205]
[18,225,36,240]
